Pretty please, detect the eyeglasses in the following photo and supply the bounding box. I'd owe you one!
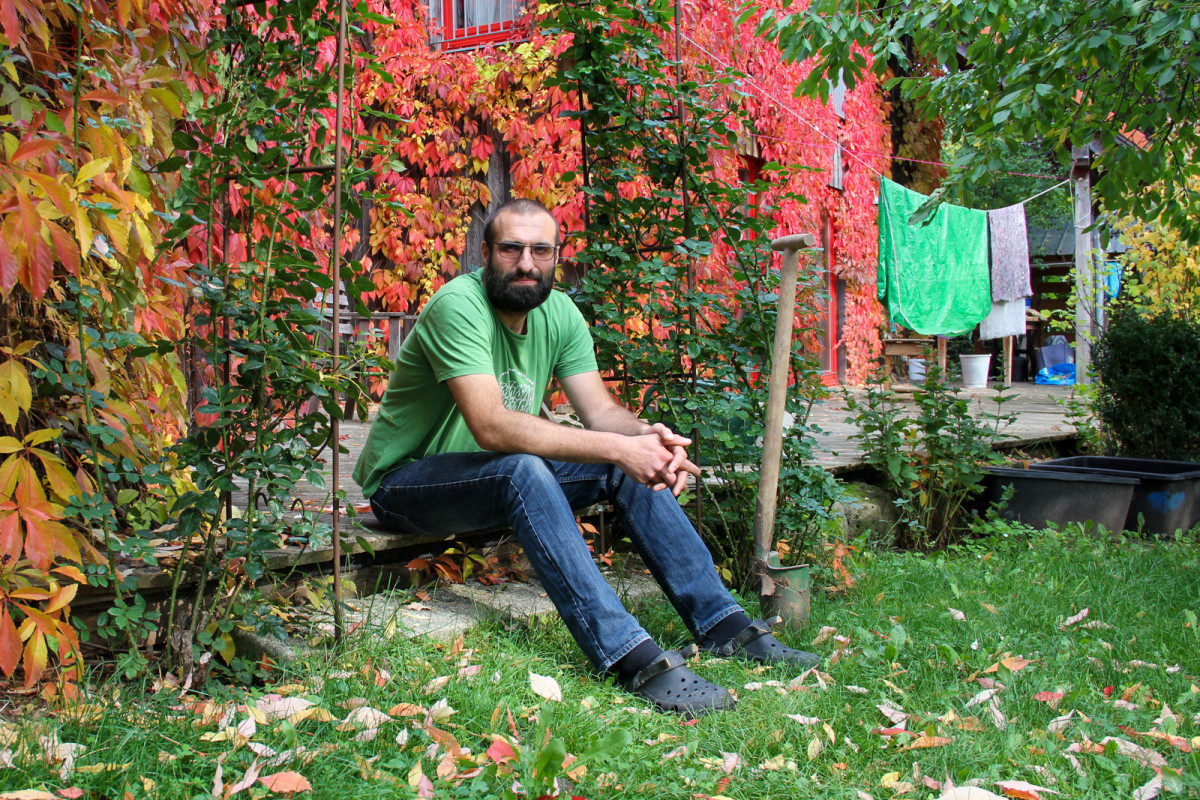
[487,240,559,264]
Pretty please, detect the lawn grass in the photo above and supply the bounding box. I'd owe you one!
[2,525,1198,799]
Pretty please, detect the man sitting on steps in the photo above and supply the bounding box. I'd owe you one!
[352,197,819,715]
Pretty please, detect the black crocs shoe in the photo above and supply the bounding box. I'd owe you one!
[618,649,736,717]
[698,619,820,669]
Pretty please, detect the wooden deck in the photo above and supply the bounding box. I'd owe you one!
[290,380,1082,506]
[82,381,1081,606]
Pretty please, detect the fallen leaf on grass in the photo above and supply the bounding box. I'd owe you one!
[812,626,838,645]
[426,698,456,723]
[72,763,129,773]
[876,702,908,724]
[339,706,391,729]
[984,656,1034,674]
[1132,775,1163,800]
[966,688,999,708]
[421,676,451,695]
[663,745,687,759]
[880,771,915,794]
[988,698,1008,730]
[807,738,823,759]
[226,759,263,795]
[994,779,1061,799]
[0,792,58,799]
[54,788,83,799]
[1098,736,1167,770]
[258,771,312,794]
[1033,692,1063,709]
[256,697,314,722]
[906,735,952,749]
[1129,728,1192,752]
[388,702,425,717]
[949,608,967,621]
[787,714,822,725]
[529,673,562,702]
[1046,710,1075,734]
[759,755,796,771]
[486,737,516,764]
[1059,608,1089,629]
[938,789,1005,800]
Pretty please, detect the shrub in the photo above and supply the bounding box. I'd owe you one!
[1093,309,1200,460]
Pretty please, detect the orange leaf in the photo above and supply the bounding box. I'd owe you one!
[11,138,58,164]
[0,508,21,561]
[79,90,128,106]
[52,565,88,584]
[22,629,48,688]
[0,605,21,676]
[984,656,1034,674]
[46,583,78,614]
[257,771,312,794]
[905,735,952,749]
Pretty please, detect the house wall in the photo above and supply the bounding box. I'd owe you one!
[354,0,892,384]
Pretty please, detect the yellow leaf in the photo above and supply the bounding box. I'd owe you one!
[22,428,59,447]
[74,158,112,188]
[73,205,93,260]
[132,215,155,260]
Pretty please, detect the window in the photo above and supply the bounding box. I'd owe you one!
[428,0,528,50]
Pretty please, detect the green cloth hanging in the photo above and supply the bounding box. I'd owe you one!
[877,177,991,336]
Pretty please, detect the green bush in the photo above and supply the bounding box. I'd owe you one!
[1094,309,1200,460]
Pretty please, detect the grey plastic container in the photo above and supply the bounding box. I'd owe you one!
[1031,456,1200,535]
[983,466,1137,532]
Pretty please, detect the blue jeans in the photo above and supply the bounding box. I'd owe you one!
[370,452,742,670]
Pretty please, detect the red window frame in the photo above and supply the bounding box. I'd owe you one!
[819,212,840,386]
[429,0,529,51]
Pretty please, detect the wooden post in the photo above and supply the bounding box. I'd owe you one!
[754,234,816,582]
[937,337,948,375]
[1002,336,1013,387]
[1072,146,1095,383]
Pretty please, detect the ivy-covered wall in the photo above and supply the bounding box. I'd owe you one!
[353,0,894,384]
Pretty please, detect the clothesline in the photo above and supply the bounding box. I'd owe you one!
[677,31,887,180]
[751,130,1068,182]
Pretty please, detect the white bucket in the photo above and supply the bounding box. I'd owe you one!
[960,353,992,388]
[907,357,926,382]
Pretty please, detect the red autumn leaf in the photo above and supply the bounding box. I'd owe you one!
[79,90,128,106]
[47,222,79,277]
[11,138,58,164]
[257,771,312,794]
[486,737,516,764]
[870,726,909,736]
[0,0,21,49]
[56,788,84,799]
[0,506,22,562]
[0,234,18,295]
[0,605,21,676]
[1033,691,1064,709]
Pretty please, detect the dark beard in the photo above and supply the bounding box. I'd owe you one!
[483,261,554,314]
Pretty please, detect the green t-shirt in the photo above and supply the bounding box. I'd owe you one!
[352,270,598,499]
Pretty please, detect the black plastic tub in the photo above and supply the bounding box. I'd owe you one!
[1030,457,1200,535]
[982,466,1138,532]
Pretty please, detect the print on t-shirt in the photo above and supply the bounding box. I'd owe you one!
[498,368,537,414]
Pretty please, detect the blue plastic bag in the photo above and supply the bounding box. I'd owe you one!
[1035,362,1076,385]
